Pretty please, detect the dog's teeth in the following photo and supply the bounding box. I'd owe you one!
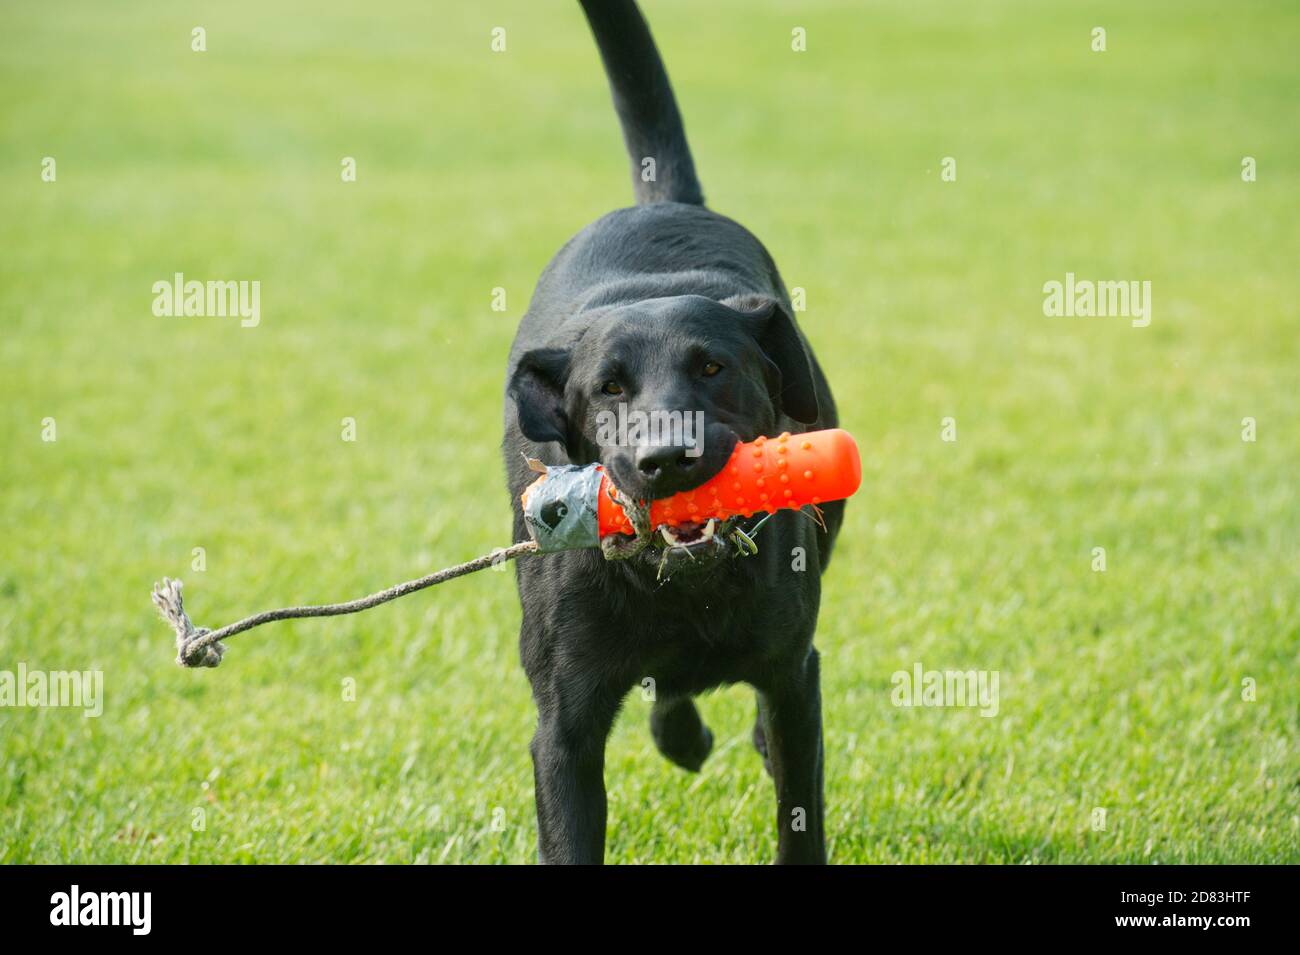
[661,526,678,545]
[702,519,716,540]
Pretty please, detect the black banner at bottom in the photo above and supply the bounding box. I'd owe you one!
[0,863,1288,941]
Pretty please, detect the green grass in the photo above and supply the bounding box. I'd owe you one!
[2,0,1297,863]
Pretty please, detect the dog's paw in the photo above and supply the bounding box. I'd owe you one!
[650,699,714,773]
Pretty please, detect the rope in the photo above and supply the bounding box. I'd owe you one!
[598,483,654,560]
[151,471,793,668]
[152,540,539,668]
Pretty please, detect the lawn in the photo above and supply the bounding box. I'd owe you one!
[1,0,1296,863]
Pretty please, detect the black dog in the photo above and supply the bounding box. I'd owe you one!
[502,0,844,864]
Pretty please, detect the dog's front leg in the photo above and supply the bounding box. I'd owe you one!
[530,697,619,864]
[758,647,827,864]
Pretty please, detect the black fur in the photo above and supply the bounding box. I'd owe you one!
[501,0,844,864]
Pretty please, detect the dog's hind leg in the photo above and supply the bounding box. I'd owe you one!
[650,696,713,772]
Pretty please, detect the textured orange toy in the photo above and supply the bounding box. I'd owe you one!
[598,428,861,537]
[520,428,861,553]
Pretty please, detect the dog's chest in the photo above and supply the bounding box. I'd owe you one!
[613,593,768,692]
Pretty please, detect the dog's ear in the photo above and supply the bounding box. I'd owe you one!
[730,298,820,424]
[508,347,571,446]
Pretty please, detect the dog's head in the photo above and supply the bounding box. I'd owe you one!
[508,294,818,562]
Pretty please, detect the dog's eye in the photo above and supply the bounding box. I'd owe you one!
[702,361,723,377]
[601,380,623,396]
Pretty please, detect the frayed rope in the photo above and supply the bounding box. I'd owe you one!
[599,483,654,561]
[152,540,539,668]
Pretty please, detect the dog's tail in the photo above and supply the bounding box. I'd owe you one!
[579,0,704,206]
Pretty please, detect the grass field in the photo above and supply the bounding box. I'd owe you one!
[1,0,1297,864]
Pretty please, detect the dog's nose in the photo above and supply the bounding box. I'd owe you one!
[635,444,697,481]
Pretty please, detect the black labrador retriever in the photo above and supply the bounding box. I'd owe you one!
[502,0,844,864]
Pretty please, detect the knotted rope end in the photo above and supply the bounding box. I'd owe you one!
[152,577,226,668]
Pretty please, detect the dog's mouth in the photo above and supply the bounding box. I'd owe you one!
[642,515,740,580]
[599,460,744,578]
[657,517,719,549]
